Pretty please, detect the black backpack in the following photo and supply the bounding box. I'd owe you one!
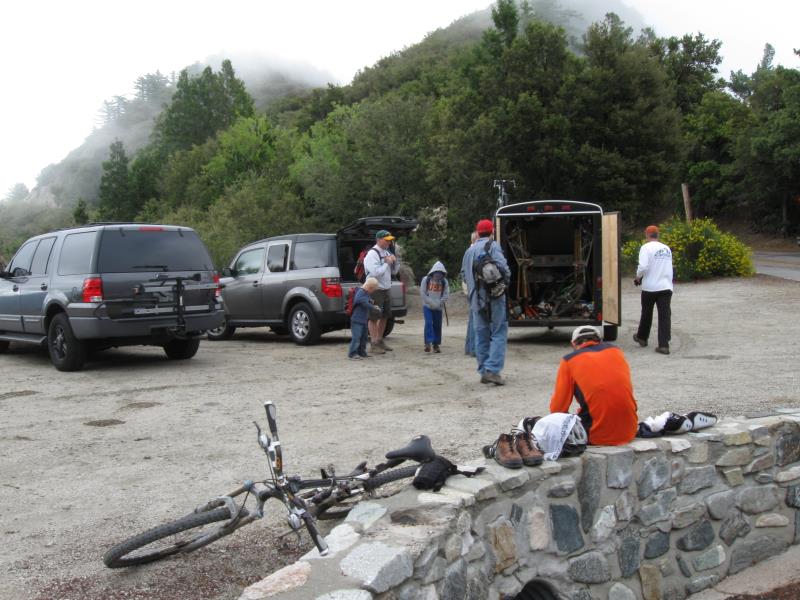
[473,240,506,299]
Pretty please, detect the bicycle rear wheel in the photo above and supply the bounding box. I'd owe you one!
[103,507,232,568]
[315,465,418,521]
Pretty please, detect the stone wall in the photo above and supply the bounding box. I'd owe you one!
[240,412,800,600]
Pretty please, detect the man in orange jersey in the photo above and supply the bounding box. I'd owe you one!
[549,326,639,446]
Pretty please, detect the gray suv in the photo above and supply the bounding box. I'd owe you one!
[209,217,417,345]
[0,224,224,371]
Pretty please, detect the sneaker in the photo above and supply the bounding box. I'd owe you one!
[433,345,441,353]
[424,344,431,353]
[348,355,363,360]
[359,353,372,358]
[512,430,544,466]
[382,342,394,352]
[655,346,670,355]
[662,413,692,435]
[484,372,506,386]
[483,434,523,469]
[371,345,386,355]
[686,411,717,431]
[633,334,647,347]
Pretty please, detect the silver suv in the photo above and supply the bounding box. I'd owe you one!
[0,223,224,371]
[209,217,417,344]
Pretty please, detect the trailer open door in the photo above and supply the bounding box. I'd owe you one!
[601,212,621,339]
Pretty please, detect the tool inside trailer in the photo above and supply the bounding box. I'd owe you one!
[505,216,597,321]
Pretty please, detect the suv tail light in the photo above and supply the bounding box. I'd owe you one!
[321,277,342,298]
[596,276,602,290]
[82,277,104,303]
[213,272,222,300]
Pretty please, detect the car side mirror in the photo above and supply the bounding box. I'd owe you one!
[222,267,234,277]
[12,267,30,277]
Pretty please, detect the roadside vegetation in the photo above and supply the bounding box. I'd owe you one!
[1,0,798,278]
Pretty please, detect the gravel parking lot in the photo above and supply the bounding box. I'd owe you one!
[1,275,799,599]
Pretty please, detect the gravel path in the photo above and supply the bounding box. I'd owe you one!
[1,275,798,599]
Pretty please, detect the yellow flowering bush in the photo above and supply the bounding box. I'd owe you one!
[622,218,754,281]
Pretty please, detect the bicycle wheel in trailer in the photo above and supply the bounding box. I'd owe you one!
[315,465,418,521]
[103,507,232,568]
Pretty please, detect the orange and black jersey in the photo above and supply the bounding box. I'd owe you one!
[549,341,638,446]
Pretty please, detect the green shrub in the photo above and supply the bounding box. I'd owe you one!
[622,218,754,281]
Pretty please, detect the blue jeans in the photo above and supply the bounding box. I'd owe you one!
[464,310,476,356]
[473,298,508,375]
[423,306,443,345]
[348,322,369,357]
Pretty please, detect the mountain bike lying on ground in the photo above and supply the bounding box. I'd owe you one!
[103,401,449,568]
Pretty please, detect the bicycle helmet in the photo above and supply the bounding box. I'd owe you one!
[560,420,588,457]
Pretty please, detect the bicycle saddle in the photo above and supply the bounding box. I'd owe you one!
[385,435,435,463]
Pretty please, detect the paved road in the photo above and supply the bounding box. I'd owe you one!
[753,251,800,281]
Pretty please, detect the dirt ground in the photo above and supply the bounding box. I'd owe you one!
[1,275,799,600]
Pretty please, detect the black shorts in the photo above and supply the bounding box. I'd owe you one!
[370,288,392,321]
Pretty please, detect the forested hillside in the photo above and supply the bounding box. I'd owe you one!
[1,0,798,278]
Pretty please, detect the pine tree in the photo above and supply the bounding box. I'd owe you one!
[97,140,135,221]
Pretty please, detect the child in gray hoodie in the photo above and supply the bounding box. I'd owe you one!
[420,260,450,352]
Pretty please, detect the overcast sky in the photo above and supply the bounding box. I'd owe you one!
[1,0,797,200]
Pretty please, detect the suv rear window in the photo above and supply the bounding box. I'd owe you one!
[97,229,213,273]
[291,240,336,270]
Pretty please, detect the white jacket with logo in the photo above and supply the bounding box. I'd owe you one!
[637,241,673,292]
[364,244,399,290]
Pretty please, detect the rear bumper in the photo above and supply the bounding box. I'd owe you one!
[319,306,408,329]
[67,304,225,340]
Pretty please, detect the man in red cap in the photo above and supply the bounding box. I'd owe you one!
[633,225,673,354]
[460,218,510,385]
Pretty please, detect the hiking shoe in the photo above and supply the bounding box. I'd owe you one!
[359,353,372,358]
[633,334,647,347]
[424,344,431,353]
[433,345,441,353]
[371,345,386,355]
[512,431,543,466]
[484,372,506,386]
[348,355,363,361]
[484,434,523,469]
[655,346,670,355]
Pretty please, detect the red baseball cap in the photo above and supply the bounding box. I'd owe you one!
[476,219,494,234]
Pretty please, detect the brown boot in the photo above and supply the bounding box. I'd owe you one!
[513,431,544,466]
[485,433,523,469]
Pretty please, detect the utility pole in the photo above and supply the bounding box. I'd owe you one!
[681,183,693,223]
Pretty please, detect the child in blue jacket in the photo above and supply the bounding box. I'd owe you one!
[420,261,449,353]
[348,277,379,360]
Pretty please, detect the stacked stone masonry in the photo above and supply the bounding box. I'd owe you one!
[240,412,800,600]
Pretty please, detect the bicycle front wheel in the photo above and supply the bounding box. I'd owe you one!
[315,465,418,521]
[103,507,232,568]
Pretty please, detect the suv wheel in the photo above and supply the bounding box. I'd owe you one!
[163,338,201,360]
[207,320,235,341]
[0,340,9,354]
[48,313,86,372]
[288,302,321,345]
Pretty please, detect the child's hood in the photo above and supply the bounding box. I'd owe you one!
[427,260,447,276]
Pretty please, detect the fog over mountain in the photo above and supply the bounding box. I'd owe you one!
[1,0,796,224]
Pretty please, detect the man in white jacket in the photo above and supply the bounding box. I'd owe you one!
[364,230,399,354]
[633,225,674,355]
